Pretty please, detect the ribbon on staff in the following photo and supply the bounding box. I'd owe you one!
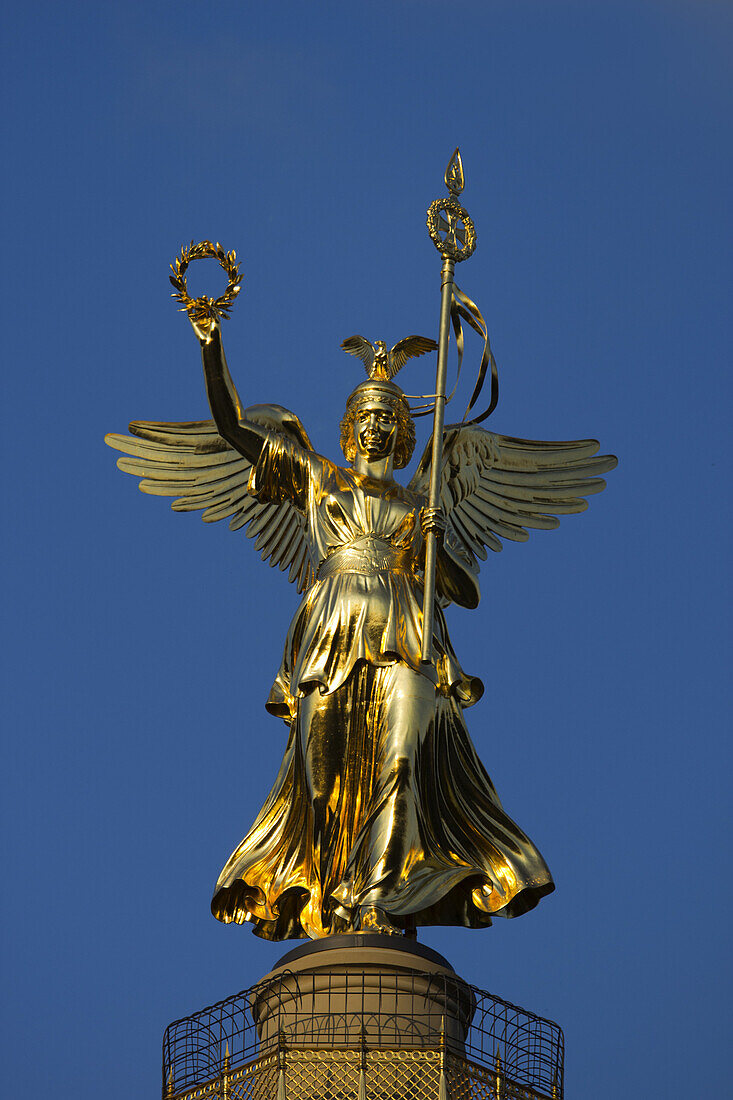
[410,284,498,424]
[452,283,499,424]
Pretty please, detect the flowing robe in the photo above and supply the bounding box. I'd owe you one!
[211,433,554,939]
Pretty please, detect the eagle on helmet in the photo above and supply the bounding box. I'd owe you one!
[340,334,438,380]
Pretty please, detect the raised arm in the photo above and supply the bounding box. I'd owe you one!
[191,319,266,464]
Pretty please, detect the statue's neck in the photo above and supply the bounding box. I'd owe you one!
[352,453,395,482]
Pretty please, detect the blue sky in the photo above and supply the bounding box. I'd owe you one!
[2,3,731,1098]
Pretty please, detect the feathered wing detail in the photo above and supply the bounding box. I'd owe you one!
[341,334,437,380]
[105,405,318,593]
[389,335,438,377]
[408,422,617,570]
[340,335,376,375]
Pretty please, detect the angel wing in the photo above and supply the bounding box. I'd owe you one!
[389,335,438,376]
[408,422,617,564]
[105,405,318,593]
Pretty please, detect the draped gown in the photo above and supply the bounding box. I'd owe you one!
[211,431,554,939]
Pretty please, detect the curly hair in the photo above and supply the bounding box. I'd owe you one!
[340,393,416,469]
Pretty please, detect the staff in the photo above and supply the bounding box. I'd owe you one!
[420,148,478,663]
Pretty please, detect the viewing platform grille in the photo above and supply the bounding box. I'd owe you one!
[163,968,563,1100]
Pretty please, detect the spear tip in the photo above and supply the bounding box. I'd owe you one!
[445,148,465,196]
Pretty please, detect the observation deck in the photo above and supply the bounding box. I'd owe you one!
[163,937,563,1100]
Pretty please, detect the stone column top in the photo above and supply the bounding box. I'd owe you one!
[271,933,456,976]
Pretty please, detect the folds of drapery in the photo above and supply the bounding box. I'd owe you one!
[212,663,553,940]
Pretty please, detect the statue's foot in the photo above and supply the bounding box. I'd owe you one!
[357,904,403,936]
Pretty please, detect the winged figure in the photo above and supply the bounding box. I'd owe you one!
[341,334,438,380]
[106,320,616,941]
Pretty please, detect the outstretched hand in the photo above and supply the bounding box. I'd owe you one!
[189,314,220,346]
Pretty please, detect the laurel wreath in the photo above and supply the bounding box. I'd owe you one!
[426,199,477,262]
[169,240,243,325]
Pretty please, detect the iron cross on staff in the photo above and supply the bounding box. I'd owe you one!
[421,148,488,664]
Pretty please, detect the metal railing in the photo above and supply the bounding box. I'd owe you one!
[163,967,563,1100]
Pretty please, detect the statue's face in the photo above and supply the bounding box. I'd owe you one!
[352,398,398,463]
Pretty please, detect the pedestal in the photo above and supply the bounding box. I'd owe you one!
[252,934,475,1050]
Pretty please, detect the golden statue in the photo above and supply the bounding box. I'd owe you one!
[106,161,616,942]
